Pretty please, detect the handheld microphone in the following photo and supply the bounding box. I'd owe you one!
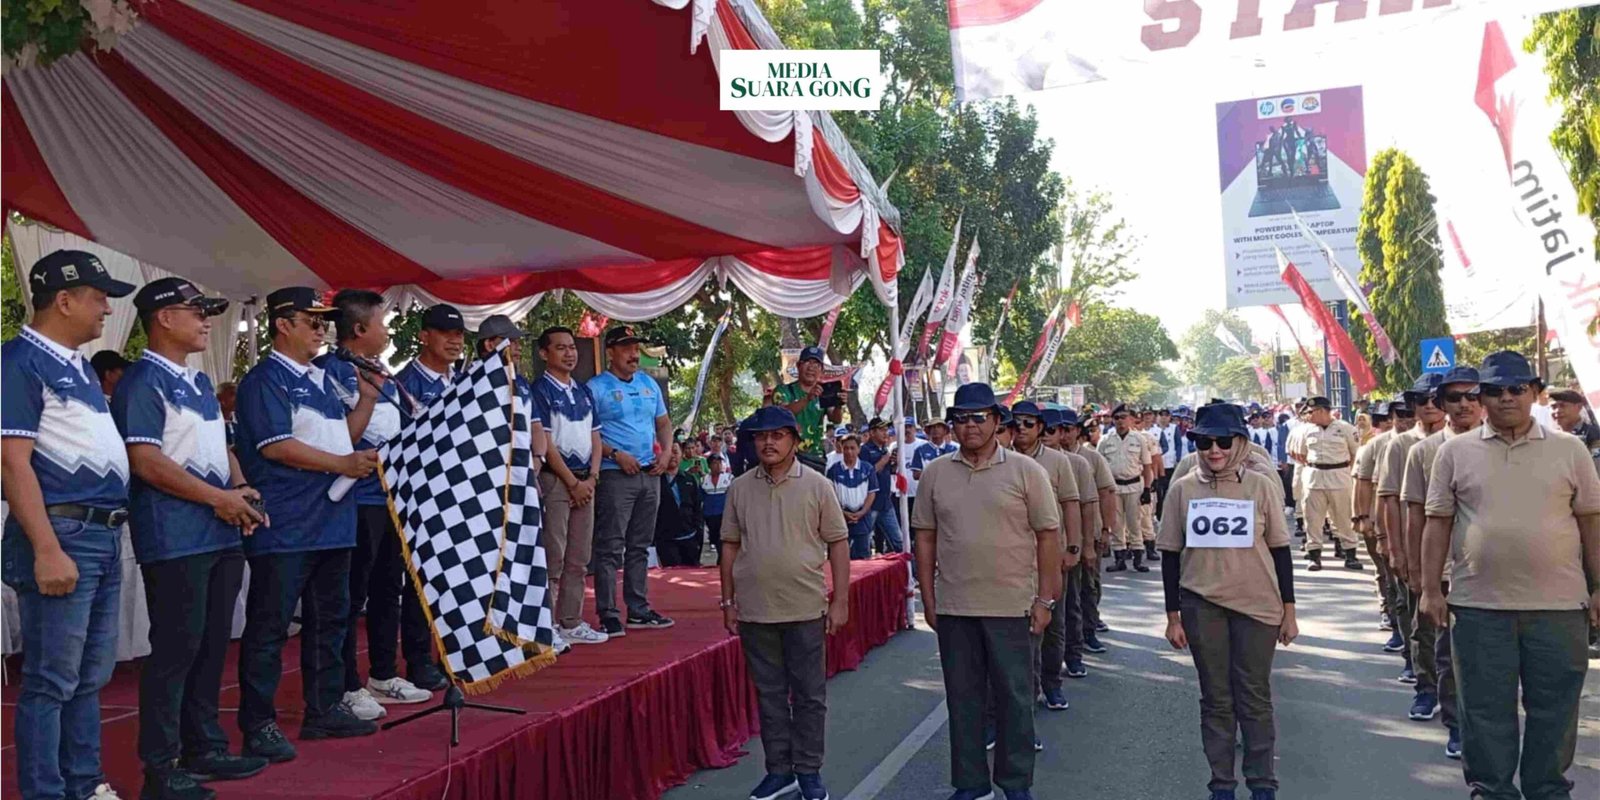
[335,346,390,377]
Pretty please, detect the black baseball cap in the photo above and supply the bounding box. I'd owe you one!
[799,345,825,364]
[604,325,643,347]
[134,277,229,317]
[267,287,334,318]
[29,250,136,298]
[421,303,465,332]
[475,314,524,340]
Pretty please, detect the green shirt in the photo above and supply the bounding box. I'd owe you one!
[774,381,826,457]
[683,456,709,479]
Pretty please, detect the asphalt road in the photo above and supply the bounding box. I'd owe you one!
[663,554,1600,800]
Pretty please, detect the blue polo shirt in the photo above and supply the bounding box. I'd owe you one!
[234,351,356,555]
[532,372,599,473]
[394,360,456,412]
[858,439,896,513]
[314,353,404,507]
[0,327,129,509]
[587,370,666,471]
[911,440,957,474]
[111,352,240,563]
[825,458,878,513]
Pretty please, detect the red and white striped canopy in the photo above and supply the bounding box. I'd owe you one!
[1,0,901,320]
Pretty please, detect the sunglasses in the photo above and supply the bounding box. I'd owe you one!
[947,412,991,426]
[293,314,328,332]
[1439,389,1480,404]
[1190,435,1235,451]
[1112,414,1130,421]
[1479,384,1529,398]
[1391,408,1415,418]
[1017,418,1043,430]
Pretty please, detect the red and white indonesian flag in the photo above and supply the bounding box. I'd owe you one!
[1277,249,1377,396]
[947,1,1589,102]
[917,214,965,360]
[936,238,981,368]
[1290,211,1398,364]
[1004,300,1063,405]
[1473,20,1600,407]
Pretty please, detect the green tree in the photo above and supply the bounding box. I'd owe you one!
[1050,304,1178,403]
[1178,309,1255,388]
[1364,152,1448,393]
[1527,8,1600,252]
[2,231,26,342]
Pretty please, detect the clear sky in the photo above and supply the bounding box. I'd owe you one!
[1022,9,1539,357]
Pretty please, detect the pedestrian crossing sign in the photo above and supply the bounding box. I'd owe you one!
[1420,337,1455,374]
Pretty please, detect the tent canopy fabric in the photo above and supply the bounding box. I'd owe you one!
[1,0,901,319]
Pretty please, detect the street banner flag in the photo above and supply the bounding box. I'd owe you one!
[1267,304,1323,393]
[896,267,935,359]
[1029,309,1073,394]
[917,214,965,361]
[818,304,844,352]
[380,344,556,694]
[1213,322,1251,356]
[936,238,982,368]
[989,279,1020,356]
[681,309,733,433]
[946,1,1590,102]
[1004,300,1063,405]
[1473,20,1600,407]
[1253,365,1278,396]
[1290,211,1399,364]
[1277,249,1377,396]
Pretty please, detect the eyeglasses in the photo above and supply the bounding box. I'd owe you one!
[947,412,991,426]
[1112,414,1129,421]
[1017,418,1042,430]
[1190,435,1235,451]
[1391,408,1415,418]
[1439,389,1480,404]
[294,314,328,332]
[1479,384,1529,398]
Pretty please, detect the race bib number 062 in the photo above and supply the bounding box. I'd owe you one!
[1185,498,1256,549]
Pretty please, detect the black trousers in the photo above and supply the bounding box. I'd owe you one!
[740,618,828,774]
[345,505,433,691]
[939,615,1036,792]
[1152,473,1171,521]
[138,548,245,767]
[239,548,351,731]
[705,514,724,561]
[1061,561,1088,663]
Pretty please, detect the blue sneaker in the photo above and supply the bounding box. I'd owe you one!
[1083,634,1108,653]
[1249,789,1277,800]
[1408,691,1439,720]
[1043,687,1069,710]
[749,772,798,800]
[1445,728,1462,760]
[984,726,996,751]
[795,772,829,800]
[946,790,994,800]
[1383,630,1406,652]
[1002,790,1035,800]
[1398,666,1417,684]
[1064,660,1088,678]
[1208,790,1236,800]
[1033,737,1044,752]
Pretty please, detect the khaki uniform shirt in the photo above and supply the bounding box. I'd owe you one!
[1017,442,1081,550]
[1139,429,1162,472]
[1157,468,1292,626]
[720,459,850,623]
[1402,425,1474,574]
[912,445,1061,617]
[1067,443,1115,532]
[1301,419,1359,490]
[1378,425,1430,498]
[1354,429,1393,483]
[1098,430,1147,494]
[1424,423,1600,611]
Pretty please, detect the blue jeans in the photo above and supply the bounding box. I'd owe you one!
[239,548,352,732]
[2,516,123,800]
[869,506,904,554]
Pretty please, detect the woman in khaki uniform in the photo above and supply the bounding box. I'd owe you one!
[1158,403,1298,800]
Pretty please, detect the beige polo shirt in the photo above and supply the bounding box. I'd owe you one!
[1157,468,1293,626]
[1378,424,1431,498]
[1097,430,1147,494]
[912,445,1061,617]
[720,459,850,624]
[1302,419,1360,490]
[1067,443,1115,531]
[1424,422,1600,611]
[1354,429,1393,483]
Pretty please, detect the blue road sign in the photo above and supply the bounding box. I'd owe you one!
[1420,337,1455,374]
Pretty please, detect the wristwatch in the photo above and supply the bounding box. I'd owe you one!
[1065,545,1081,555]
[1032,595,1057,611]
[718,599,736,609]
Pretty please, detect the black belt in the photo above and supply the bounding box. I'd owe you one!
[1114,477,1142,486]
[45,504,128,527]
[1310,461,1350,470]
[570,467,591,481]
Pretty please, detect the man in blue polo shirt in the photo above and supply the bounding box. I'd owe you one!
[533,326,609,645]
[315,290,440,725]
[235,287,381,757]
[825,429,878,559]
[393,304,465,411]
[2,250,136,800]
[113,277,270,799]
[859,417,903,554]
[588,325,677,636]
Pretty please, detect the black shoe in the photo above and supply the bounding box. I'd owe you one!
[1132,550,1150,573]
[241,723,297,763]
[1107,551,1128,573]
[1343,551,1363,571]
[181,751,269,782]
[407,663,449,692]
[1093,620,1109,633]
[141,764,216,800]
[300,706,379,740]
[601,617,627,637]
[1144,542,1158,561]
[1083,633,1107,653]
[1064,660,1088,678]
[627,610,676,629]
[1334,542,1346,559]
[1307,550,1323,572]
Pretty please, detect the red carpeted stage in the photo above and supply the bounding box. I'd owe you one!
[2,557,909,800]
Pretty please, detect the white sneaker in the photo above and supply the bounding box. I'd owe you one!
[552,630,572,655]
[367,676,433,704]
[342,688,387,720]
[88,785,123,800]
[559,622,610,645]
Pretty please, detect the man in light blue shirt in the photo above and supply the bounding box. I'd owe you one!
[587,326,676,636]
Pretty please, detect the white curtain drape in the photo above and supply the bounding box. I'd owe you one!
[381,285,546,329]
[6,220,143,356]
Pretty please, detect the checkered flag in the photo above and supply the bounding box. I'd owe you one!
[379,345,555,694]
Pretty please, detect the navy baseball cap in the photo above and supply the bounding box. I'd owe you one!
[1042,408,1067,430]
[267,286,333,318]
[604,325,643,347]
[1478,351,1537,387]
[134,277,228,317]
[1011,400,1045,419]
[422,303,466,332]
[30,250,136,298]
[799,345,825,364]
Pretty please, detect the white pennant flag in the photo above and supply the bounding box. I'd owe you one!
[1290,210,1398,364]
[936,239,982,368]
[895,266,935,359]
[925,213,965,325]
[1213,322,1251,357]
